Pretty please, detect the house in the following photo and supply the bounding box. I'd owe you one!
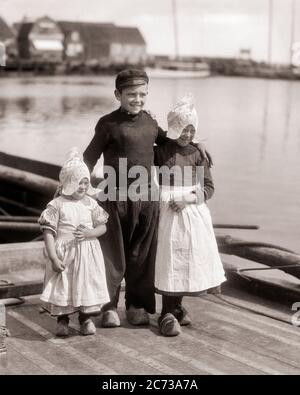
[57,21,87,63]
[58,21,147,67]
[0,17,17,66]
[108,26,147,66]
[17,16,64,64]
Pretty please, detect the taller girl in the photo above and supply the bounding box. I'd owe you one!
[154,96,226,336]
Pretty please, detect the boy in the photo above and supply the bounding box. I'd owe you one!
[83,69,209,327]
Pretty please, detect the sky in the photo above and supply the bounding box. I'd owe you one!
[0,0,299,64]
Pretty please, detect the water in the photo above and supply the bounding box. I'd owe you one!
[0,75,300,251]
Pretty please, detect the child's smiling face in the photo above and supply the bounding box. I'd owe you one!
[71,178,89,200]
[176,124,196,147]
[115,84,148,115]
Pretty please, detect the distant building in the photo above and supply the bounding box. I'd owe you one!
[58,21,88,63]
[108,26,147,66]
[238,48,252,64]
[17,16,64,63]
[58,21,147,67]
[0,17,17,65]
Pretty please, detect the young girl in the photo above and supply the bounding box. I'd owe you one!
[154,95,226,337]
[38,148,110,336]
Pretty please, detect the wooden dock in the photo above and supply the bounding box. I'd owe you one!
[1,285,300,375]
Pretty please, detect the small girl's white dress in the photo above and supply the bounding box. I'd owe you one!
[39,195,110,316]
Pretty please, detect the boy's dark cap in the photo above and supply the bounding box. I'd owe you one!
[115,69,149,90]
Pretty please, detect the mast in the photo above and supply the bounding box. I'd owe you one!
[172,0,179,59]
[268,0,273,64]
[290,0,296,65]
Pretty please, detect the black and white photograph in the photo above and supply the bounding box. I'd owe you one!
[0,0,300,378]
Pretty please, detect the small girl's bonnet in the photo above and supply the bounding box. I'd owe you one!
[167,94,200,142]
[59,148,94,196]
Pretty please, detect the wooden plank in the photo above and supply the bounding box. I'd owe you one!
[189,296,300,370]
[0,241,48,274]
[24,300,183,375]
[220,284,294,323]
[0,345,46,375]
[29,298,189,375]
[180,332,297,375]
[6,314,98,374]
[121,330,256,375]
[7,336,67,375]
[5,291,300,375]
[0,281,43,299]
[28,301,165,375]
[199,296,300,342]
[206,310,300,348]
[72,335,172,376]
[103,311,264,375]
[8,308,79,345]
[5,308,34,338]
[7,308,117,374]
[191,319,300,373]
[71,319,179,375]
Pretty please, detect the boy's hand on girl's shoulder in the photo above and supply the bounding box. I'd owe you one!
[51,257,65,273]
[144,109,156,120]
[196,143,213,167]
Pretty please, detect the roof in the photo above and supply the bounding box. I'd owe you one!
[58,21,146,45]
[18,17,62,39]
[58,21,114,41]
[109,26,146,45]
[0,17,15,40]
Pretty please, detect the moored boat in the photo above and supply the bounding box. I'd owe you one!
[0,151,59,242]
[146,61,210,79]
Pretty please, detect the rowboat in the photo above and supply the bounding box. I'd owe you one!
[1,151,300,374]
[0,151,59,242]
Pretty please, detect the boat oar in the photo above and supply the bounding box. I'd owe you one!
[213,224,259,230]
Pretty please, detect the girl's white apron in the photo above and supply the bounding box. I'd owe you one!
[155,185,226,293]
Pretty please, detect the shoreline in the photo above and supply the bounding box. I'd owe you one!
[1,69,300,82]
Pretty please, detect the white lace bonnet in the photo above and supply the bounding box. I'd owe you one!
[59,147,94,196]
[167,94,200,142]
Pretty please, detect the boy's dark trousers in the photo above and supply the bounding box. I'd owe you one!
[99,198,159,314]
